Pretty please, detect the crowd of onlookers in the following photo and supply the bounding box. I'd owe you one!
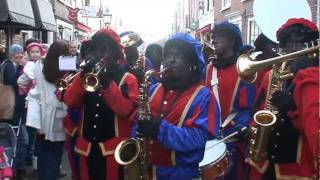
[0,39,80,180]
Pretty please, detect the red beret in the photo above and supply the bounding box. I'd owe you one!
[276,18,318,41]
[94,28,126,64]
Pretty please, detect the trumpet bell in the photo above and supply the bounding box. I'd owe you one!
[56,79,68,91]
[114,138,140,165]
[82,73,100,92]
[236,52,262,83]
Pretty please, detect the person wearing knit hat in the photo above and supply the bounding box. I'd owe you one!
[63,28,139,180]
[249,18,319,180]
[134,33,220,179]
[205,21,255,179]
[17,42,45,96]
[1,44,27,178]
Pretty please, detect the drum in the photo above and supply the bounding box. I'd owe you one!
[199,139,232,180]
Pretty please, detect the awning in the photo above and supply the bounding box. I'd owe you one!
[31,0,57,32]
[196,24,211,35]
[0,0,35,27]
[75,22,92,33]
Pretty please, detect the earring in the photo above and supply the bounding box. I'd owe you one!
[189,66,197,71]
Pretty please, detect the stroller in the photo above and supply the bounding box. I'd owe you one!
[0,123,17,180]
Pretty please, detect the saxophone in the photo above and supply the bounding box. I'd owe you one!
[246,62,293,163]
[115,70,157,180]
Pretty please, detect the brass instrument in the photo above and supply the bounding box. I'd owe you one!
[81,63,106,92]
[202,32,217,62]
[121,32,143,48]
[237,41,320,83]
[115,70,158,180]
[130,54,145,72]
[241,41,319,163]
[56,71,80,91]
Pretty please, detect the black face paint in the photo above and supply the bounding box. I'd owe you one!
[283,32,305,53]
[161,47,191,90]
[124,46,139,66]
[212,34,234,57]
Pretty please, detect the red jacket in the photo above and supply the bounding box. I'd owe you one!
[63,72,139,180]
[249,67,319,179]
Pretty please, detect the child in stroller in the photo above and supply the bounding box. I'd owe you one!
[0,123,17,180]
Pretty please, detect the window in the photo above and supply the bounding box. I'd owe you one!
[58,0,72,7]
[228,15,242,32]
[208,0,214,11]
[221,0,231,10]
[247,18,261,45]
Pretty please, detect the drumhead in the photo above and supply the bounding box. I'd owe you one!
[199,139,226,167]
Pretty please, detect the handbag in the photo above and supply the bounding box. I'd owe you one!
[0,61,15,120]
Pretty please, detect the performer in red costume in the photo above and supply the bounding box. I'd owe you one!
[249,18,319,180]
[205,21,255,179]
[64,29,139,180]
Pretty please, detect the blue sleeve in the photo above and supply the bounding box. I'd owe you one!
[157,90,210,151]
[232,81,255,128]
[144,58,154,71]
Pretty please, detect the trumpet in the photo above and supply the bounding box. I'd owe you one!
[237,40,320,83]
[56,71,80,91]
[81,63,106,92]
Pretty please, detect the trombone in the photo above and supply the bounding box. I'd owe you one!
[237,40,320,83]
[56,71,80,91]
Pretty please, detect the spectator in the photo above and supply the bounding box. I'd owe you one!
[2,44,29,180]
[25,40,68,180]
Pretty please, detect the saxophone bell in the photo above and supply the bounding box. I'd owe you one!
[114,138,141,165]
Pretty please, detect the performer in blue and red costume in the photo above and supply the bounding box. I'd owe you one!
[205,22,255,179]
[134,33,220,180]
[249,18,319,180]
[120,31,154,82]
[63,28,139,180]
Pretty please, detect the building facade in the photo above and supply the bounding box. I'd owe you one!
[172,0,318,45]
[0,0,56,47]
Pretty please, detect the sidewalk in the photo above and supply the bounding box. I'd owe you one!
[25,151,71,180]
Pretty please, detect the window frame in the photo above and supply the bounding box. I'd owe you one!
[221,0,231,11]
[247,17,261,45]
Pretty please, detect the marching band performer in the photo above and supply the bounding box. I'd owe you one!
[145,44,163,72]
[249,18,319,180]
[133,33,220,179]
[205,22,255,179]
[120,31,154,82]
[63,29,139,180]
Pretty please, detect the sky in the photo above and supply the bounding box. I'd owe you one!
[108,0,177,44]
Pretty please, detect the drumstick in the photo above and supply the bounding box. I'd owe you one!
[205,127,247,150]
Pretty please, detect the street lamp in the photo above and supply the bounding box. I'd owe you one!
[58,25,64,39]
[74,30,79,40]
[103,13,112,28]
